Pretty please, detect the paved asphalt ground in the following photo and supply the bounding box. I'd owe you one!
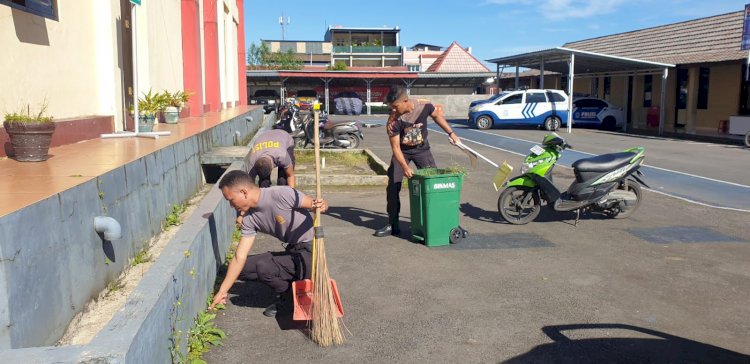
[205,116,750,363]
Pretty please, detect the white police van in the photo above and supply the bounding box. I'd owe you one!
[468,89,569,131]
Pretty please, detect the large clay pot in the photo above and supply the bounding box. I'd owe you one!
[3,121,56,162]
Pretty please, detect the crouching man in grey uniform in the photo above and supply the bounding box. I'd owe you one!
[244,129,296,188]
[210,170,328,317]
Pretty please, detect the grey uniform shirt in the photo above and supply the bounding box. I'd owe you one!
[244,129,295,179]
[240,186,314,245]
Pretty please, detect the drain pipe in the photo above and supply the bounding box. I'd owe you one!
[233,130,241,146]
[94,216,122,240]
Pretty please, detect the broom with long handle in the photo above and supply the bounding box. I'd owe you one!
[310,106,345,346]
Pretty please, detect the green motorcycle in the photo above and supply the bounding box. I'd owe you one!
[498,133,648,225]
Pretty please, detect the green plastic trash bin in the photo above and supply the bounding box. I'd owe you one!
[408,168,464,247]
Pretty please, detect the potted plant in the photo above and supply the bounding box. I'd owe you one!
[162,90,191,124]
[3,103,55,162]
[138,89,163,132]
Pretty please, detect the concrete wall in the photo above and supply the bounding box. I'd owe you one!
[695,64,741,132]
[0,108,262,350]
[0,162,240,363]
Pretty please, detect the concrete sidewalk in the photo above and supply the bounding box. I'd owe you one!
[204,124,750,363]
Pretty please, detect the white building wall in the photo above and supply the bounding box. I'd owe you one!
[0,2,103,120]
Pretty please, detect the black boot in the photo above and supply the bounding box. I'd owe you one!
[263,294,285,317]
[374,224,400,237]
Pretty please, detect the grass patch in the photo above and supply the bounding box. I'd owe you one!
[131,245,152,267]
[165,203,188,228]
[294,150,369,168]
[106,278,125,295]
[412,165,467,177]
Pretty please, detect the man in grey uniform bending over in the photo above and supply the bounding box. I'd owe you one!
[244,129,296,188]
[210,170,328,317]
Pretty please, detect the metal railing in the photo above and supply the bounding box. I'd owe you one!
[332,45,402,53]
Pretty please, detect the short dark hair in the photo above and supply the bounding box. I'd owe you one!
[218,170,255,189]
[254,157,274,180]
[385,85,408,105]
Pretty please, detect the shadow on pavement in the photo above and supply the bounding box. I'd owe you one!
[459,202,502,223]
[325,206,413,242]
[503,323,750,364]
[228,280,309,332]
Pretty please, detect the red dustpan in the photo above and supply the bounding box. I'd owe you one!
[292,278,344,321]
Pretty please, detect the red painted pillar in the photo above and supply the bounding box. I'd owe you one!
[181,0,204,116]
[203,0,221,112]
[236,0,247,106]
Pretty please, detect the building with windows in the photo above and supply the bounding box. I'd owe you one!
[404,43,445,72]
[487,10,749,136]
[325,26,402,67]
[262,40,332,66]
[0,0,248,157]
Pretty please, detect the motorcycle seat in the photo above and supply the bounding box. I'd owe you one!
[322,120,355,130]
[573,151,635,173]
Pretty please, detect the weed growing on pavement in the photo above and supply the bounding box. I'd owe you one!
[185,308,226,363]
[106,278,125,294]
[131,244,152,267]
[165,203,187,228]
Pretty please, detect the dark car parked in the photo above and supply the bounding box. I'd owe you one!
[333,92,364,115]
[249,89,280,114]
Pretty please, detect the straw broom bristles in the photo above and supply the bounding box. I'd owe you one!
[310,108,345,347]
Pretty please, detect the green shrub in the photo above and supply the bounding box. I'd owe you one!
[4,103,53,124]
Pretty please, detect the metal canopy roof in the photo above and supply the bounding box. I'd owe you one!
[246,70,493,87]
[486,47,675,77]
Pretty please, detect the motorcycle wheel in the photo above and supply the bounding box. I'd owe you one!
[497,186,541,225]
[609,180,642,219]
[294,137,307,149]
[344,133,360,149]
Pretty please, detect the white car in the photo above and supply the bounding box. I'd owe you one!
[468,89,569,131]
[572,97,625,130]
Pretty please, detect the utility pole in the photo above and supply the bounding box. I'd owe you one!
[279,13,290,40]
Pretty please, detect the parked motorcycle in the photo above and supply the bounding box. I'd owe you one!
[295,111,363,149]
[273,99,306,139]
[498,133,648,225]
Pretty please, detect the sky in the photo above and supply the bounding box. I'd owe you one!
[243,0,748,65]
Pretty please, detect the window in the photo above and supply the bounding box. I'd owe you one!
[305,42,322,54]
[407,65,420,72]
[500,93,523,105]
[643,75,653,107]
[697,67,710,110]
[603,77,611,100]
[547,92,566,102]
[526,93,546,103]
[677,69,688,110]
[0,0,56,19]
[279,42,296,53]
[741,65,750,115]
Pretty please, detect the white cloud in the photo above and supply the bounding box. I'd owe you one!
[486,0,628,20]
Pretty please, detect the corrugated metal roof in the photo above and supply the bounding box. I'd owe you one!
[246,70,279,77]
[487,47,674,76]
[564,11,746,64]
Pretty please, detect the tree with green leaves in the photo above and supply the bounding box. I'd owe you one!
[247,42,270,66]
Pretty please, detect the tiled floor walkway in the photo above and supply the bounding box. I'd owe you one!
[0,106,257,217]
